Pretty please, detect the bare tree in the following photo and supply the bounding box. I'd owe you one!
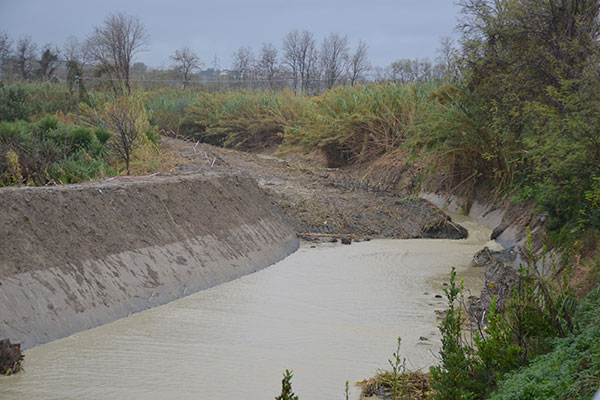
[98,93,149,175]
[346,40,371,86]
[231,45,255,84]
[86,12,149,92]
[64,36,89,91]
[37,44,60,80]
[320,33,349,89]
[282,29,317,93]
[0,32,12,77]
[282,30,301,91]
[257,42,278,88]
[15,36,37,80]
[170,47,201,89]
[436,36,461,81]
[298,30,318,92]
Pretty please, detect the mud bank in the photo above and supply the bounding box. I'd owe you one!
[0,172,298,349]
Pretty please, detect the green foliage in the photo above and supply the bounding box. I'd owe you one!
[288,84,428,167]
[0,117,113,186]
[430,267,478,400]
[472,297,523,395]
[387,337,407,400]
[0,82,76,122]
[94,126,113,145]
[144,88,197,131]
[275,369,299,400]
[0,84,30,121]
[92,91,150,175]
[182,90,302,150]
[427,230,583,399]
[490,288,600,400]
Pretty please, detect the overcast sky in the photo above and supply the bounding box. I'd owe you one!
[0,0,462,69]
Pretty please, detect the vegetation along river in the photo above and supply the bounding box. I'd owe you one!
[0,213,500,400]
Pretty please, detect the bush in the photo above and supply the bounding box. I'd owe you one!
[491,288,600,400]
[0,82,75,122]
[181,90,302,150]
[0,117,113,186]
[288,84,428,167]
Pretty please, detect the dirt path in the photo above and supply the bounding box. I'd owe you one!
[161,138,467,240]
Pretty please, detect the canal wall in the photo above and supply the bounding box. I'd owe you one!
[0,172,299,348]
[420,191,545,255]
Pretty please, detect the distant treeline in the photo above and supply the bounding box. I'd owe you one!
[0,13,460,94]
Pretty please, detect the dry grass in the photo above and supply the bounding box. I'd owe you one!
[357,370,432,400]
[111,138,186,176]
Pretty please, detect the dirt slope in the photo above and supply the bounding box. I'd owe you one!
[162,138,467,240]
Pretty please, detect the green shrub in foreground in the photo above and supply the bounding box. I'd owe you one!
[491,287,600,400]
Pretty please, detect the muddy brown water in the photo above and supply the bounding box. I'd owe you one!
[0,214,500,400]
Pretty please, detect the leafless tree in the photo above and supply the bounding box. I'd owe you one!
[282,29,318,92]
[297,30,318,92]
[387,58,436,84]
[231,45,255,84]
[15,36,37,80]
[64,36,89,91]
[346,40,371,86]
[170,47,201,89]
[320,33,349,89]
[257,42,278,88]
[282,30,301,91]
[86,12,150,92]
[98,94,149,175]
[436,36,461,81]
[0,32,12,77]
[37,44,60,80]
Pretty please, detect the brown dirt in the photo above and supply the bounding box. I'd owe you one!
[0,171,289,279]
[161,138,468,241]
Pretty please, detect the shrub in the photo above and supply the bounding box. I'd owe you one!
[288,84,428,167]
[0,118,113,186]
[430,267,478,400]
[94,91,150,175]
[490,288,600,400]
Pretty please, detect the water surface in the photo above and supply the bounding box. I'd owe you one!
[1,214,499,400]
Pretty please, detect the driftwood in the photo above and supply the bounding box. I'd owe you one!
[0,339,24,375]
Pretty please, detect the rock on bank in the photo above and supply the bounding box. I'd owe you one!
[0,172,299,349]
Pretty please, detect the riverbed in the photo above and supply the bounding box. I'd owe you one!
[0,214,499,400]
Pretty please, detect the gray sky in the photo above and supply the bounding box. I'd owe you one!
[0,0,461,69]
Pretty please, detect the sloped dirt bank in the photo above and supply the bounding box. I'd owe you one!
[0,172,298,348]
[163,138,468,240]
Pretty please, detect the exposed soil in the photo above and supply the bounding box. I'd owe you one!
[0,171,292,280]
[161,138,468,241]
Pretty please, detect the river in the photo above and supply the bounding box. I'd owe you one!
[0,213,500,400]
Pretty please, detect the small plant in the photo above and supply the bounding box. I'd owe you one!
[96,90,150,175]
[388,337,407,400]
[430,267,477,400]
[275,369,299,400]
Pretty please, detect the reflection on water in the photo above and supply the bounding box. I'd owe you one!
[0,214,499,400]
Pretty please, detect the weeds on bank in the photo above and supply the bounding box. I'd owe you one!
[360,227,598,400]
